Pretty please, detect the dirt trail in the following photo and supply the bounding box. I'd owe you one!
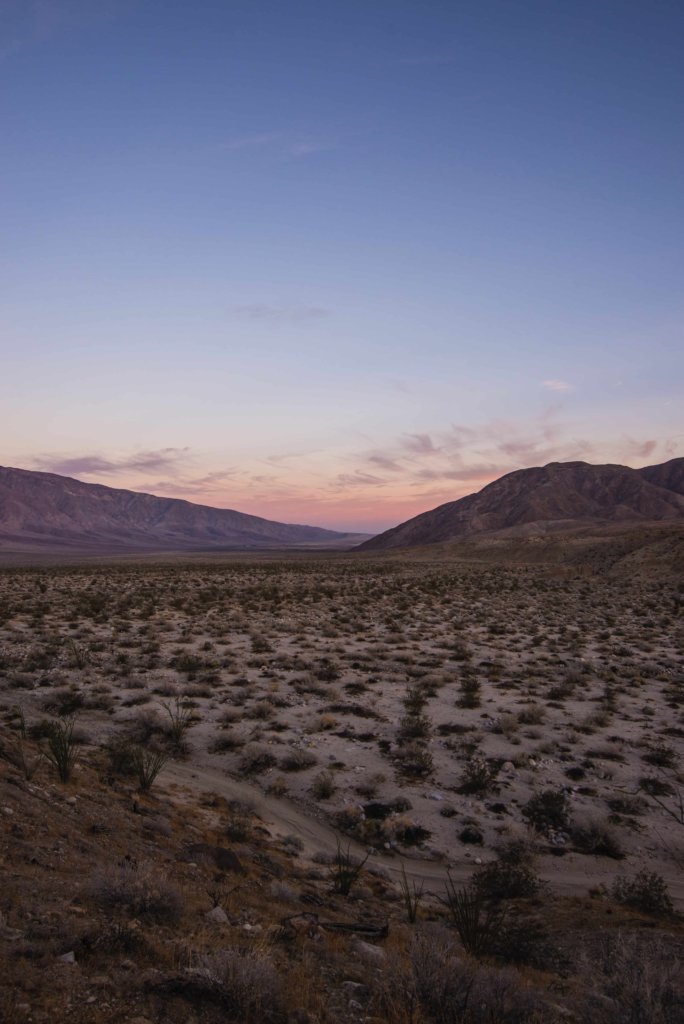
[164,760,684,906]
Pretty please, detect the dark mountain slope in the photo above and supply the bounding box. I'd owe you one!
[0,466,359,552]
[638,457,684,496]
[358,460,684,551]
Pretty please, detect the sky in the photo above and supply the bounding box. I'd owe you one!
[1,0,682,533]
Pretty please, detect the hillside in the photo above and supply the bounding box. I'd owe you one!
[0,466,360,553]
[639,457,684,496]
[358,459,684,551]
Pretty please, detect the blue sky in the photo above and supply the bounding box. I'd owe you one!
[1,0,682,531]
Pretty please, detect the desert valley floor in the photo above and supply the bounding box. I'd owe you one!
[1,553,683,1022]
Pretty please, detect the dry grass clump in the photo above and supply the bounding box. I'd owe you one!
[189,947,287,1023]
[576,933,682,1023]
[372,926,553,1024]
[90,860,184,923]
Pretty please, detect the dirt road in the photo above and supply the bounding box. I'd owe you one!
[163,760,684,906]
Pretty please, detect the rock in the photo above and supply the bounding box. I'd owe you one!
[205,905,228,924]
[342,981,370,1000]
[58,951,76,964]
[351,938,386,964]
[178,843,244,873]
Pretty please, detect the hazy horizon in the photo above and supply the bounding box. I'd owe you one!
[2,1,682,532]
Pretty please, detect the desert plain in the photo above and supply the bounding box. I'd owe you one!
[1,550,683,1023]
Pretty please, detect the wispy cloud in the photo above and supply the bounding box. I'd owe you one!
[334,471,386,489]
[33,448,190,477]
[542,379,575,393]
[402,432,440,455]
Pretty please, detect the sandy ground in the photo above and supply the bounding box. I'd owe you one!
[1,555,682,904]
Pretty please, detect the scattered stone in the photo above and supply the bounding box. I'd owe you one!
[351,938,386,964]
[205,905,228,924]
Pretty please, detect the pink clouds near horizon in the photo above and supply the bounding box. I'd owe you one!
[17,416,682,533]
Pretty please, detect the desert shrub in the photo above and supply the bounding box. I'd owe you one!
[394,820,432,846]
[458,756,500,795]
[310,770,336,799]
[606,795,647,816]
[335,803,364,832]
[43,715,80,782]
[393,741,434,779]
[0,713,43,780]
[398,864,424,923]
[522,789,570,833]
[402,927,550,1024]
[314,658,340,682]
[105,736,138,777]
[439,878,508,958]
[639,775,675,797]
[398,712,431,741]
[209,729,245,752]
[160,695,195,748]
[330,841,369,896]
[192,948,286,1023]
[91,861,184,923]
[131,746,168,792]
[642,743,677,769]
[472,843,540,902]
[610,872,673,917]
[124,708,166,744]
[42,686,85,716]
[238,744,277,776]
[279,748,318,772]
[575,933,681,1024]
[570,817,624,859]
[404,684,429,715]
[458,676,482,709]
[517,703,545,725]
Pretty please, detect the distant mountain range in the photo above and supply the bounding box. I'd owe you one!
[358,458,684,551]
[0,466,362,553]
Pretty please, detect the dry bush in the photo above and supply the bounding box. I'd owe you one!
[472,842,540,902]
[279,747,318,772]
[575,933,682,1024]
[90,860,184,923]
[570,815,625,859]
[310,770,336,799]
[610,871,673,917]
[238,744,277,775]
[191,946,286,1023]
[372,926,554,1024]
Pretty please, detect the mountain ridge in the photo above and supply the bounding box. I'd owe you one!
[358,458,684,551]
[0,465,362,552]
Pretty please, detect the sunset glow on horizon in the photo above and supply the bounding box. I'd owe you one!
[2,1,682,533]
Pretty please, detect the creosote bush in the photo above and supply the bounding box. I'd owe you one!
[472,842,540,902]
[91,861,184,923]
[522,789,570,833]
[610,871,673,917]
[192,948,286,1023]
